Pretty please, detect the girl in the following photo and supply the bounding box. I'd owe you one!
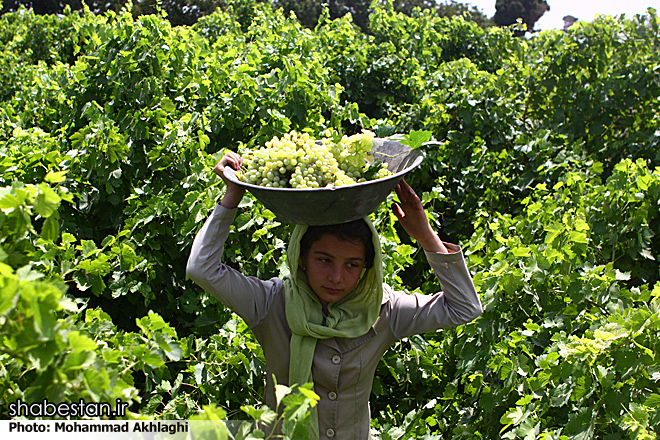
[187,152,482,439]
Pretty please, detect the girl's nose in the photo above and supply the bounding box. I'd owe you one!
[328,265,342,283]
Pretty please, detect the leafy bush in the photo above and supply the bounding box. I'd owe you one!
[1,3,659,439]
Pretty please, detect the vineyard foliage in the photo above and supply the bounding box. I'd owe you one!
[1,1,659,438]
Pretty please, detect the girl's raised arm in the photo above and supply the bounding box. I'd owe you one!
[186,153,281,327]
[391,180,450,254]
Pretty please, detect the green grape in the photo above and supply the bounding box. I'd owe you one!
[236,130,393,188]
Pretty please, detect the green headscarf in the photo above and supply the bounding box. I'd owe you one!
[283,218,383,439]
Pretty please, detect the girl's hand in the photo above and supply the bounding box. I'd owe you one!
[214,152,245,209]
[391,180,448,254]
[213,151,242,179]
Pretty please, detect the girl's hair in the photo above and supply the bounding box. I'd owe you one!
[299,219,375,268]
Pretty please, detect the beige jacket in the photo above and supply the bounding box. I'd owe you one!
[187,204,482,440]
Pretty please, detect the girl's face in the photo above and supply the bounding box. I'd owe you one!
[302,233,366,310]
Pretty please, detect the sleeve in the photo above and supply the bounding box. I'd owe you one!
[388,242,482,340]
[186,203,283,328]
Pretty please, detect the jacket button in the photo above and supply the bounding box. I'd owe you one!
[328,391,337,400]
[331,355,341,364]
[326,428,335,437]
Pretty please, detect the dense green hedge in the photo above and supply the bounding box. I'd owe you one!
[1,2,659,438]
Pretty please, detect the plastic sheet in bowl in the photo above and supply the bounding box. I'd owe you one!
[223,138,424,225]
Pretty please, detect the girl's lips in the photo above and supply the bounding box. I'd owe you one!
[323,286,343,294]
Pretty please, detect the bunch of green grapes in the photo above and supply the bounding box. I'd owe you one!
[235,131,391,189]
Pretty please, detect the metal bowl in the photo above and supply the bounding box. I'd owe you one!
[223,138,424,225]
